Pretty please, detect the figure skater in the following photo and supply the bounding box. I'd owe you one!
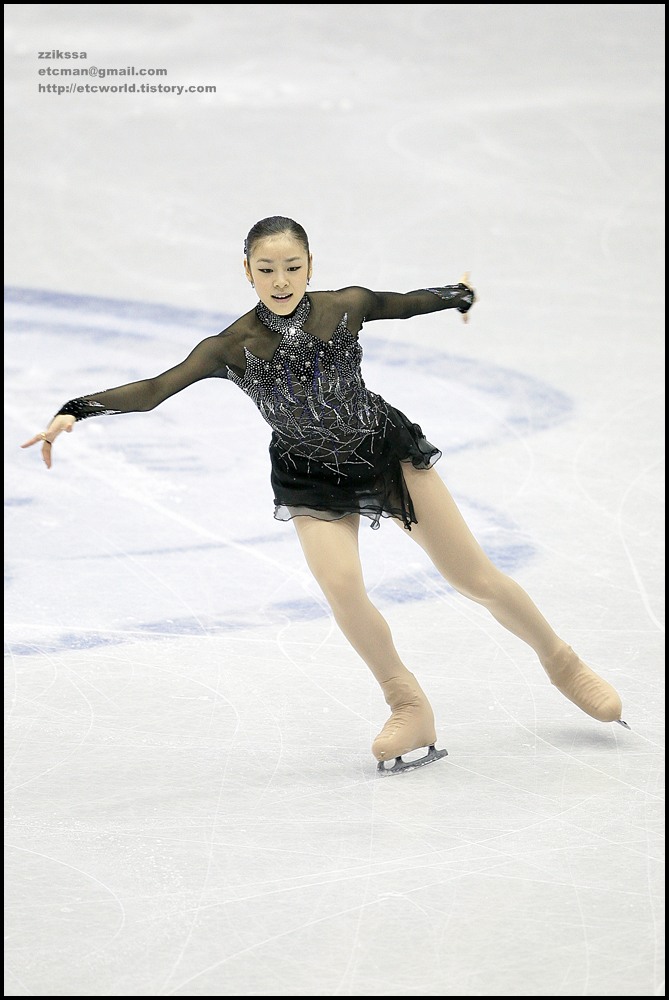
[21,215,628,773]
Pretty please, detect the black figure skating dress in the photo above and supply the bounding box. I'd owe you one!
[228,294,440,529]
[55,284,474,530]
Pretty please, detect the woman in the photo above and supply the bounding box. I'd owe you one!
[22,215,628,773]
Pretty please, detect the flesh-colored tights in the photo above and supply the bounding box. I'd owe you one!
[293,464,564,688]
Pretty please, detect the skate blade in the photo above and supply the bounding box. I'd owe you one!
[376,744,448,775]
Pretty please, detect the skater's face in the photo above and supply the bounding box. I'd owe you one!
[244,233,312,317]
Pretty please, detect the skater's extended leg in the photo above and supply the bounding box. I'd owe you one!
[398,465,624,724]
[292,514,439,759]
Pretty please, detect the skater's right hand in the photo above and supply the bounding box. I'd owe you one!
[21,415,76,469]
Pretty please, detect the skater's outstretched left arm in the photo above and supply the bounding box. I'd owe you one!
[335,272,476,330]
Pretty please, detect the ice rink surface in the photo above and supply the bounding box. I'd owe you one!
[4,4,665,996]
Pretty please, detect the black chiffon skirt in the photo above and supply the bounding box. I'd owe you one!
[270,403,441,530]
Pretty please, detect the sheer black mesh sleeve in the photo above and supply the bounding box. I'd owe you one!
[423,284,475,313]
[336,283,475,328]
[55,334,230,421]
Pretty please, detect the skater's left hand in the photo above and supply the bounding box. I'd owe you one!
[460,271,476,324]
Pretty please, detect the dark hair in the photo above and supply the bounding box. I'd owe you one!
[244,216,310,259]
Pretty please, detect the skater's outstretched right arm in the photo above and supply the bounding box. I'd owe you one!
[20,332,233,469]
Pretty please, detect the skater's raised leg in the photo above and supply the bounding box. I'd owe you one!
[398,465,626,725]
[292,513,442,760]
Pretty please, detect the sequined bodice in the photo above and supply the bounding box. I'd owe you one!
[225,298,388,471]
